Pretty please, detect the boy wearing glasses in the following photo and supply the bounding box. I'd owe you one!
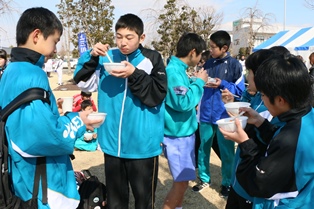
[193,30,245,197]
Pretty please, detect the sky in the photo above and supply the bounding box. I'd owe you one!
[0,0,313,48]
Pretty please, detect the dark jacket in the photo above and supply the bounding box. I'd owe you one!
[237,106,314,208]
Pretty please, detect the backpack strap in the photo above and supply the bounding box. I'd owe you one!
[0,88,50,121]
[0,88,50,206]
[32,157,48,204]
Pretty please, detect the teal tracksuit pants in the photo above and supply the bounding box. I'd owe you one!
[198,122,235,186]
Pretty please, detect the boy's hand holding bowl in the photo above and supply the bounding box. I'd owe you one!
[224,102,250,116]
[104,61,135,78]
[218,117,249,144]
[87,112,107,128]
[103,62,126,73]
[205,77,220,88]
[79,111,106,130]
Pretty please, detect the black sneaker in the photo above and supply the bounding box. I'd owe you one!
[192,181,211,192]
[220,185,231,197]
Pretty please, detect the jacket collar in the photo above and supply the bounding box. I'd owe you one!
[214,52,231,63]
[119,44,143,61]
[278,105,312,122]
[10,47,45,68]
[169,55,188,71]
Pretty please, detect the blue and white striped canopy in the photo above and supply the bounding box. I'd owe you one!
[253,27,314,52]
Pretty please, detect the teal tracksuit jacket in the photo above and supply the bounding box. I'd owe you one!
[0,47,85,208]
[164,56,205,137]
[73,45,167,159]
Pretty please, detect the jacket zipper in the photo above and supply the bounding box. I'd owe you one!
[117,56,128,157]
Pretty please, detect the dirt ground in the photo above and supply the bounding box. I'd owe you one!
[50,71,227,209]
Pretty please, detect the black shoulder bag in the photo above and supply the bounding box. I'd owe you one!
[0,88,50,209]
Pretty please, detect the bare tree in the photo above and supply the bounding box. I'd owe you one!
[144,0,222,63]
[0,0,19,48]
[239,1,275,54]
[190,6,223,42]
[0,0,16,15]
[305,0,314,9]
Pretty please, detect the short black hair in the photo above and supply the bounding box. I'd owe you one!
[269,46,291,59]
[81,100,93,111]
[245,49,275,74]
[176,33,206,58]
[0,49,7,61]
[255,56,312,108]
[115,13,143,36]
[81,91,92,97]
[210,30,231,50]
[16,7,63,46]
[201,50,211,62]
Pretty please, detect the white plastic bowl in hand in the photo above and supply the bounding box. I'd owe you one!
[216,116,248,132]
[208,77,216,83]
[224,102,250,116]
[103,63,126,73]
[87,112,107,128]
[84,132,94,141]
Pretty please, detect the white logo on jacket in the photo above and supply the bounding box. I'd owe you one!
[63,116,83,139]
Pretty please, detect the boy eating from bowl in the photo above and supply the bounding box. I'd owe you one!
[220,55,314,208]
[73,13,167,208]
[163,32,208,209]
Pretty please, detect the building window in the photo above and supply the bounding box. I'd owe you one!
[255,35,265,42]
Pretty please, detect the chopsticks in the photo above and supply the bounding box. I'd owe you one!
[220,89,240,98]
[105,51,113,63]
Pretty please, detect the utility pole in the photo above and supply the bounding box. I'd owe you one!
[284,0,286,30]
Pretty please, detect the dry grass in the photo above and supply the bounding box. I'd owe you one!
[71,150,226,209]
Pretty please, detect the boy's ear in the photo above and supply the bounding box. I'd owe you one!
[190,48,197,56]
[277,96,286,104]
[187,49,194,59]
[32,29,41,44]
[221,45,228,52]
[276,96,290,109]
[139,34,146,44]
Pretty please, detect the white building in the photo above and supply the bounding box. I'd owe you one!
[232,18,278,56]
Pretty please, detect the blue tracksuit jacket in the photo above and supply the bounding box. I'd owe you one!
[199,53,245,123]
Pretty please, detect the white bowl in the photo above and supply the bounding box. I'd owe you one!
[224,102,250,116]
[103,63,126,73]
[208,77,216,83]
[84,132,94,141]
[216,116,248,132]
[87,112,107,128]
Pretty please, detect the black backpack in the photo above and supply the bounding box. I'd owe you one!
[77,170,107,209]
[0,88,50,209]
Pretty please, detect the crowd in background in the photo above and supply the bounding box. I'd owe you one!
[1,6,314,209]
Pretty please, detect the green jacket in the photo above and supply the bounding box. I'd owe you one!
[164,56,205,137]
